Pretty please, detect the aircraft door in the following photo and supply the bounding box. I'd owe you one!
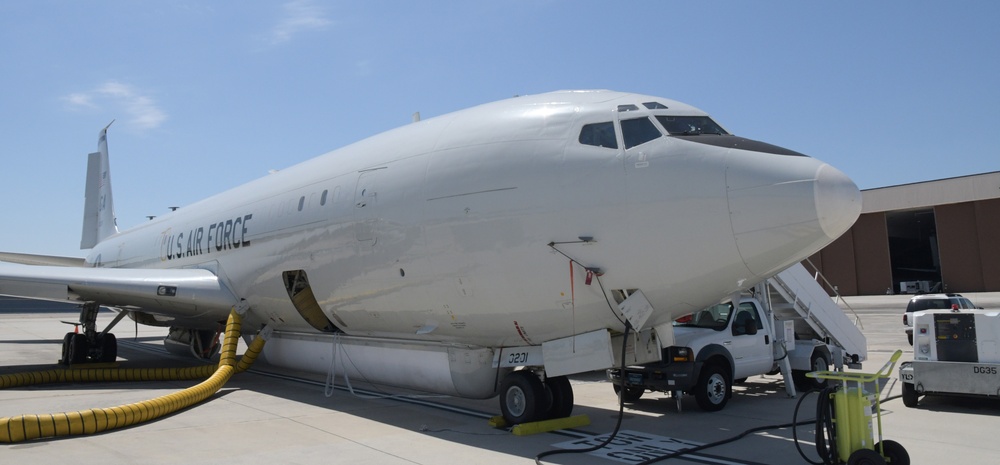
[354,169,381,244]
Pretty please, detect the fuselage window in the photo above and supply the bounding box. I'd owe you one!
[320,189,328,206]
[298,196,305,212]
[578,122,618,149]
[621,117,663,149]
[656,115,729,136]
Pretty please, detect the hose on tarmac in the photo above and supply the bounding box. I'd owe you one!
[0,308,268,443]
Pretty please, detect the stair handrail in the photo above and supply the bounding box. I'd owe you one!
[801,258,863,330]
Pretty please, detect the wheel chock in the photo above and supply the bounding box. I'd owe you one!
[488,416,508,428]
[510,415,590,436]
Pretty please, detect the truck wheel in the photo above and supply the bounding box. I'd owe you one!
[694,364,730,412]
[875,440,909,465]
[613,384,644,403]
[794,352,829,391]
[901,382,920,408]
[499,371,544,425]
[907,333,913,346]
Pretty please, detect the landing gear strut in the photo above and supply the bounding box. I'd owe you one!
[498,370,575,425]
[59,301,126,365]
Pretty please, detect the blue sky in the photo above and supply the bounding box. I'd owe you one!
[1,1,997,257]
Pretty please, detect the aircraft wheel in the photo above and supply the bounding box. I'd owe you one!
[612,384,644,403]
[694,363,730,412]
[875,440,909,465]
[846,448,886,465]
[99,333,118,363]
[68,333,89,365]
[500,370,545,425]
[543,376,574,419]
[901,382,920,408]
[61,332,75,365]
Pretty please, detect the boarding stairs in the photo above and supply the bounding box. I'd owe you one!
[764,261,867,368]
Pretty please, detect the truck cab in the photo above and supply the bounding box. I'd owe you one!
[608,295,834,411]
[608,298,775,411]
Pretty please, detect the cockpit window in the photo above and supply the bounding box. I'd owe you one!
[578,122,618,149]
[656,115,729,136]
[617,104,640,112]
[643,102,669,110]
[621,117,663,149]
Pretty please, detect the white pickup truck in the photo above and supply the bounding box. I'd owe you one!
[900,309,1000,407]
[607,296,836,411]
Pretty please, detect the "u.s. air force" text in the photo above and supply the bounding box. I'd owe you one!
[160,214,253,261]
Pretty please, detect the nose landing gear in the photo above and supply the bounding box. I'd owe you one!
[498,370,575,425]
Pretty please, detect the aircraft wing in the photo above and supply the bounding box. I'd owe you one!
[0,261,238,326]
[0,252,87,267]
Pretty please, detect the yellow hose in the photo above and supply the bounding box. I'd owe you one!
[0,309,267,443]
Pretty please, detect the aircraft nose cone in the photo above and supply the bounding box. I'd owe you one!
[726,154,861,278]
[814,163,861,240]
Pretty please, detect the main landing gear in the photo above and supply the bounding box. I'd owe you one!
[59,301,127,365]
[499,370,574,425]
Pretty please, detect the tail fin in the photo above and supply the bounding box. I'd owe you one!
[80,121,119,249]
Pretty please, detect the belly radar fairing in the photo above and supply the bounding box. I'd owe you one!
[0,90,861,425]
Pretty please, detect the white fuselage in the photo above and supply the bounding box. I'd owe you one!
[86,90,860,349]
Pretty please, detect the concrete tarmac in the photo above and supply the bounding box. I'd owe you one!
[2,294,999,464]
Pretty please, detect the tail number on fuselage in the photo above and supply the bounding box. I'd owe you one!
[160,213,253,261]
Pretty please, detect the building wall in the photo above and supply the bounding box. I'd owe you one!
[809,212,893,296]
[811,173,999,295]
[936,202,984,292]
[978,198,1000,291]
[852,213,893,295]
[815,198,999,295]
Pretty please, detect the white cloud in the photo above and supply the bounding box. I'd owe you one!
[270,0,331,45]
[63,81,167,130]
[64,93,97,109]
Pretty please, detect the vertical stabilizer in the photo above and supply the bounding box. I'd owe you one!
[80,122,119,249]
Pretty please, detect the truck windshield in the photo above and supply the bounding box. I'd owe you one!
[676,303,732,330]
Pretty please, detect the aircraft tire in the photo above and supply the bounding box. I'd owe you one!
[99,333,117,363]
[60,332,74,365]
[543,376,574,419]
[694,363,730,412]
[499,371,545,425]
[68,333,89,365]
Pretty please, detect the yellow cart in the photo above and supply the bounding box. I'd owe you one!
[806,350,909,465]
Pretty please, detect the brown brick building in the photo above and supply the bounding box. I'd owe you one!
[809,171,1000,296]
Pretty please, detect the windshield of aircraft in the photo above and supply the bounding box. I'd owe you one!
[675,302,732,331]
[656,115,729,136]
